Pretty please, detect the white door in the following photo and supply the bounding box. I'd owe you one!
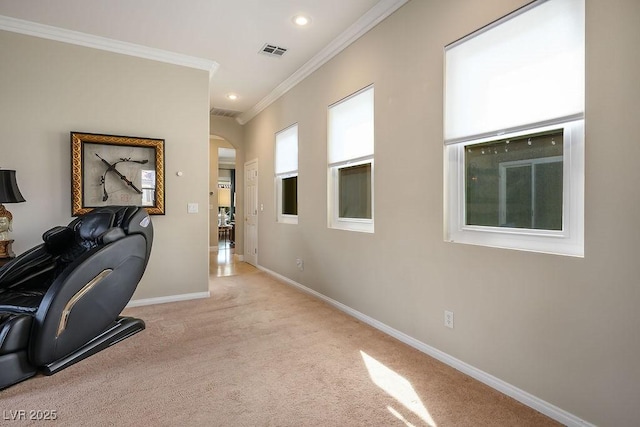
[244,159,258,266]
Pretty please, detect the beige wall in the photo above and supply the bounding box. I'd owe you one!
[242,1,640,425]
[0,30,211,300]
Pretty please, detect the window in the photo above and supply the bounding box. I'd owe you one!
[466,129,563,230]
[328,85,374,233]
[444,0,585,256]
[281,176,297,215]
[339,163,372,219]
[275,124,298,224]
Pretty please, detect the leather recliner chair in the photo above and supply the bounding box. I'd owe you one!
[0,206,152,389]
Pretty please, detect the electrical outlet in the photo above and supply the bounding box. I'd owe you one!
[296,258,304,271]
[444,310,454,329]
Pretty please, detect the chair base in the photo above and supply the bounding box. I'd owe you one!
[42,316,145,375]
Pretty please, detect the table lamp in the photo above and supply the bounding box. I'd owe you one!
[0,169,26,259]
[218,187,231,225]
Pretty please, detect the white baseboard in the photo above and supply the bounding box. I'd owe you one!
[126,291,210,308]
[235,254,244,262]
[257,265,594,427]
[209,246,217,252]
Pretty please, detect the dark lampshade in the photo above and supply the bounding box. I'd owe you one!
[0,170,26,204]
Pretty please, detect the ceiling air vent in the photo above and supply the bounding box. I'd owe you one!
[210,108,241,118]
[260,43,287,57]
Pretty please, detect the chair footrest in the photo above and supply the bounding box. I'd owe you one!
[42,316,145,375]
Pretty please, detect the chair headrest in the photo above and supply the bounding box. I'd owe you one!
[62,206,152,263]
[74,211,115,243]
[80,206,141,231]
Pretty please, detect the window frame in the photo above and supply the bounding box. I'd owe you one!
[328,156,374,233]
[275,123,298,225]
[445,120,584,256]
[327,85,375,233]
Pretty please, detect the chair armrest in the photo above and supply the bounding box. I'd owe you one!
[43,226,74,255]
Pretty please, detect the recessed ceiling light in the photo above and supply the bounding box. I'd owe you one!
[226,93,238,101]
[292,14,311,26]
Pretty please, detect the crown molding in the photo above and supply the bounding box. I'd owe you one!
[236,0,408,125]
[0,15,219,75]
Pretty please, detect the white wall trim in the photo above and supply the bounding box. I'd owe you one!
[0,15,219,75]
[258,265,595,427]
[127,291,210,308]
[236,0,409,125]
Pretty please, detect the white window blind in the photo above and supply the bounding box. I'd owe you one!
[444,0,585,144]
[328,86,374,164]
[275,124,298,174]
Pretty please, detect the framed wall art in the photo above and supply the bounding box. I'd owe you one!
[71,132,165,216]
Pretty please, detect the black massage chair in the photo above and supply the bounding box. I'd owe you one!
[0,206,152,389]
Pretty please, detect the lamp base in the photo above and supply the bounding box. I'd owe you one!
[0,240,15,259]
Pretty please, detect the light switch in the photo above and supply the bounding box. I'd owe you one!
[187,203,198,213]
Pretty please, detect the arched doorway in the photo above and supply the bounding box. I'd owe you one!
[210,136,235,246]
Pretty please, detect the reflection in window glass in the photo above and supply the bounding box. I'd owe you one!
[339,163,371,219]
[465,130,563,230]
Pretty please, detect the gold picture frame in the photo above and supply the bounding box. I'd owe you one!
[71,132,165,216]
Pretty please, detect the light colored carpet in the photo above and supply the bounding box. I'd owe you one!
[1,267,560,426]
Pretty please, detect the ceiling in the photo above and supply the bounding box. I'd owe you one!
[0,0,406,124]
